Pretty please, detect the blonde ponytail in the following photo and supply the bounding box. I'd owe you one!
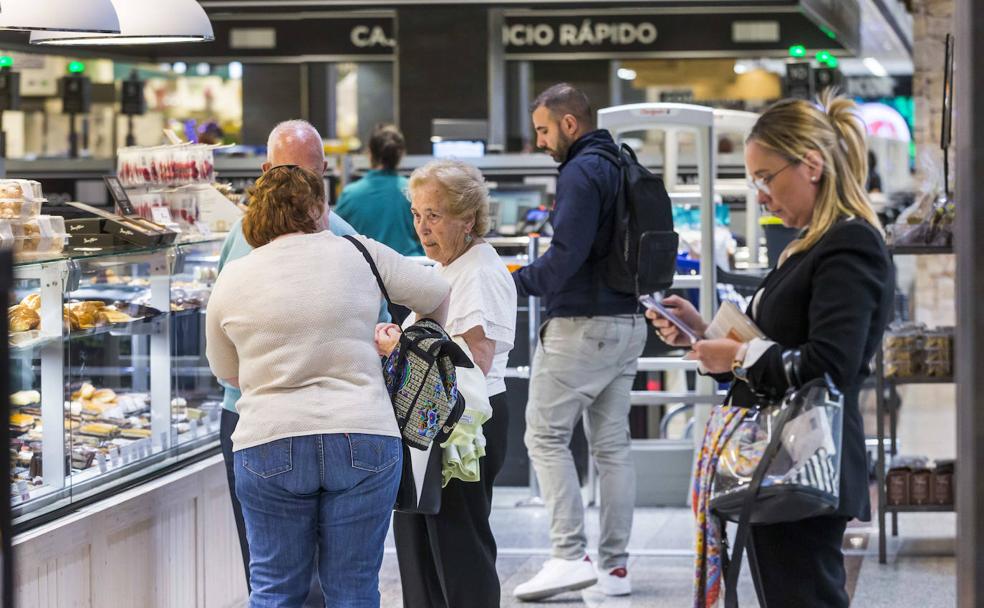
[748,90,882,260]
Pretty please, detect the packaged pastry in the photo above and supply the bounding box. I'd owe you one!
[79,422,119,438]
[10,390,41,406]
[0,199,42,220]
[10,413,35,432]
[12,215,69,255]
[0,179,45,202]
[120,428,152,439]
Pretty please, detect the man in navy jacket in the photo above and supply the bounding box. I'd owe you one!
[513,84,647,601]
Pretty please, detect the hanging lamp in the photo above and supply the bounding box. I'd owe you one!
[30,0,213,45]
[0,0,120,33]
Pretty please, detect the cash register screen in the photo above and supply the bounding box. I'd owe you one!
[490,187,545,228]
[432,140,486,158]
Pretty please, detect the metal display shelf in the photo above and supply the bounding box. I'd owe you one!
[874,241,956,564]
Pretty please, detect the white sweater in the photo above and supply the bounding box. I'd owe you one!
[206,231,450,451]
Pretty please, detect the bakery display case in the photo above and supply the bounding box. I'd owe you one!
[7,237,225,529]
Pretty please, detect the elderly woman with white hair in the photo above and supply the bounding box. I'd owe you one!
[384,159,517,607]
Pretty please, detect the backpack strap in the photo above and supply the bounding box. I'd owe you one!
[343,234,391,304]
[581,146,626,314]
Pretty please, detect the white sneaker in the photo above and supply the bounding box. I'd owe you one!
[513,555,598,601]
[591,565,632,596]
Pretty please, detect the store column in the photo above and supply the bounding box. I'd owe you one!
[396,7,490,154]
[954,0,984,604]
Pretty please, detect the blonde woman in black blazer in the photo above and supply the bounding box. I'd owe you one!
[649,92,893,607]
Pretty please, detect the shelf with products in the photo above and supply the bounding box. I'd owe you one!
[874,253,956,563]
[7,237,225,529]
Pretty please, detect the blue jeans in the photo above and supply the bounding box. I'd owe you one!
[234,433,402,608]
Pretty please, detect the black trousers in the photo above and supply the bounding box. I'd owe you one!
[220,409,252,592]
[220,409,325,607]
[393,392,510,608]
[747,516,850,608]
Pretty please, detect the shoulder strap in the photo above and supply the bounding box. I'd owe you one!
[342,234,391,304]
[723,392,807,608]
[582,147,621,167]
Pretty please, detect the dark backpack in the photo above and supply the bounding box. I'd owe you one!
[590,143,679,296]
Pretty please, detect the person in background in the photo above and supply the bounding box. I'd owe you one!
[382,160,516,608]
[336,124,422,324]
[206,165,450,608]
[216,119,390,604]
[867,150,883,193]
[650,92,892,607]
[336,124,423,258]
[512,83,647,601]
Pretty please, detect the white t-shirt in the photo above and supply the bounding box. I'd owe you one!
[405,242,517,396]
[206,231,450,451]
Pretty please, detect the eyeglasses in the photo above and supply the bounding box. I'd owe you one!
[747,160,797,196]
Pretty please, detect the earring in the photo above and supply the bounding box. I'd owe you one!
[465,234,473,243]
[811,176,818,182]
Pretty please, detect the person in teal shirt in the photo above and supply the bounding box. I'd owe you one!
[215,120,389,605]
[335,124,424,257]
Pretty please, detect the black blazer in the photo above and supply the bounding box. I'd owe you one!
[728,217,894,521]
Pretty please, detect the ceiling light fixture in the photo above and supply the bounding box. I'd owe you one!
[0,0,120,33]
[616,68,637,81]
[29,0,213,45]
[863,57,888,78]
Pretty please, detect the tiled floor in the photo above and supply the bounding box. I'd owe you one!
[372,390,960,607]
[377,487,956,607]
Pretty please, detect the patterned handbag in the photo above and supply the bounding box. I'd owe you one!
[343,235,469,450]
[382,318,468,450]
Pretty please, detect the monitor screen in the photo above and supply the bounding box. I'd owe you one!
[489,186,546,229]
[432,140,486,159]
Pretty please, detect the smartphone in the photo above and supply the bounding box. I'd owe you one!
[639,294,701,345]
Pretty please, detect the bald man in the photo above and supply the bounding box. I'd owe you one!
[215,119,390,602]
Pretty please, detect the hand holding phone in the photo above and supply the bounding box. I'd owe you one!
[640,294,702,346]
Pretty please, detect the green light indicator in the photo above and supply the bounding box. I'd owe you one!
[819,25,837,40]
[789,45,806,58]
[815,51,832,64]
[826,56,839,68]
[68,61,86,74]
[0,56,13,69]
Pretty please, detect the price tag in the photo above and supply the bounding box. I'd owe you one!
[96,452,108,473]
[17,480,30,501]
[190,419,201,437]
[111,447,122,467]
[152,206,173,225]
[160,431,170,451]
[198,223,213,238]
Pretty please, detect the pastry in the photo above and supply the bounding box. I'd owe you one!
[10,413,35,432]
[69,301,105,328]
[120,428,152,439]
[20,293,41,311]
[79,422,118,437]
[63,306,81,332]
[96,308,133,324]
[10,390,40,406]
[77,383,95,400]
[9,306,40,332]
[92,388,117,403]
[0,181,24,199]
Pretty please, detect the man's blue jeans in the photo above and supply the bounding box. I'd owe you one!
[234,433,402,608]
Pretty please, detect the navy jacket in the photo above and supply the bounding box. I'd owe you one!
[513,130,639,318]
